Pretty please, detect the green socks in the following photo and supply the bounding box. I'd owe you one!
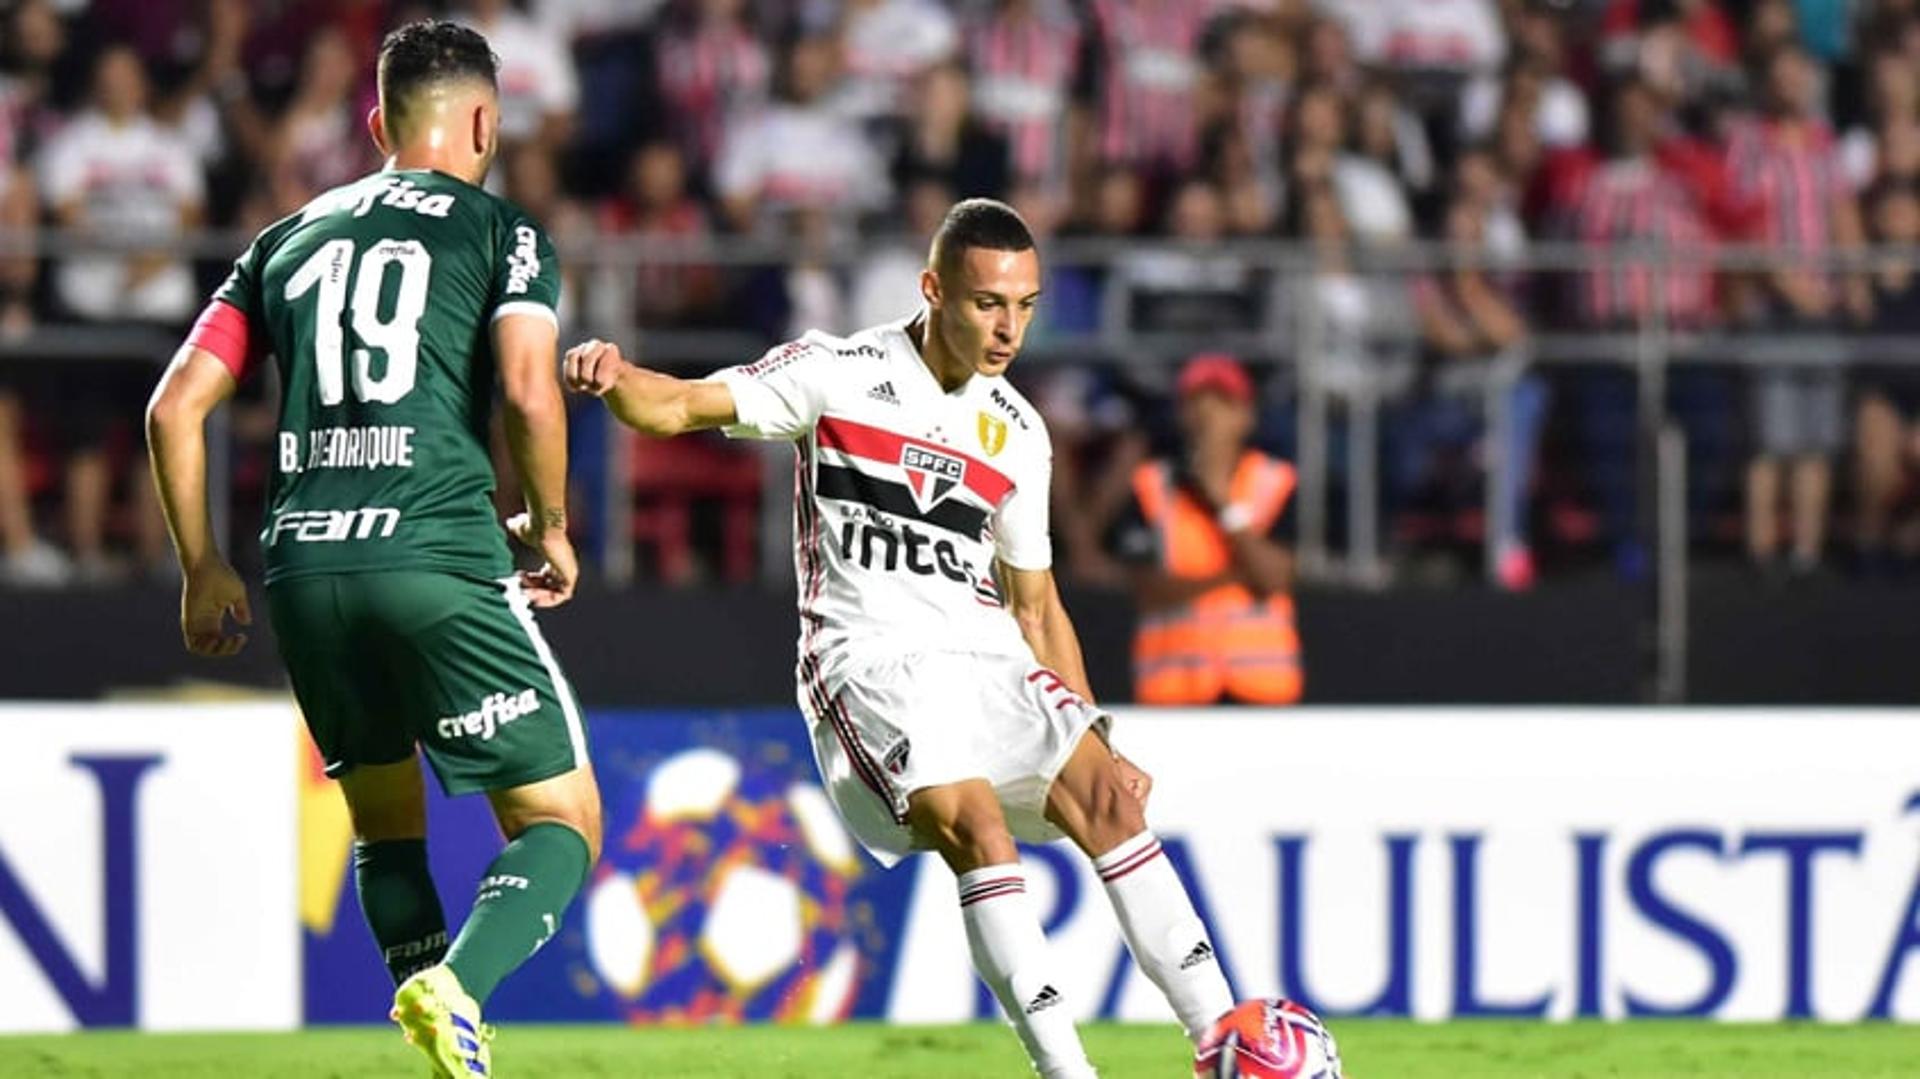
[353,839,448,986]
[445,822,592,1005]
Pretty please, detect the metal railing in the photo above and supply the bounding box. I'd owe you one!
[8,230,1920,700]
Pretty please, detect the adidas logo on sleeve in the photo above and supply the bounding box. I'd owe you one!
[867,381,899,405]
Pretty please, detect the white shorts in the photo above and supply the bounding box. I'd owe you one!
[798,651,1106,868]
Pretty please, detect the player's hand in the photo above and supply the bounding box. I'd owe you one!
[180,559,250,657]
[563,338,635,397]
[506,511,579,608]
[1114,752,1153,808]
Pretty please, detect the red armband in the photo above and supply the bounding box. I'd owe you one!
[185,299,259,382]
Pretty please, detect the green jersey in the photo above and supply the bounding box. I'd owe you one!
[214,168,560,584]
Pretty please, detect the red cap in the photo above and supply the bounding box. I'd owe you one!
[1177,353,1254,403]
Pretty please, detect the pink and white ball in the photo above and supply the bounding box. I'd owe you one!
[1193,998,1344,1079]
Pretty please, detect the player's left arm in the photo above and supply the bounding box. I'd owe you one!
[1002,562,1154,803]
[146,339,249,657]
[1001,562,1094,701]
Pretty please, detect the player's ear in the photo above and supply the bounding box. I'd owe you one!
[471,101,493,158]
[919,267,941,310]
[367,106,392,157]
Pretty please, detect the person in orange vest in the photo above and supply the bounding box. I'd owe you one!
[1110,354,1302,705]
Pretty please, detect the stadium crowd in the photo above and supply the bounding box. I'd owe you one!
[2,0,1919,590]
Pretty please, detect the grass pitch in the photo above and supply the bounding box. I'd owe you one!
[2,1021,1917,1077]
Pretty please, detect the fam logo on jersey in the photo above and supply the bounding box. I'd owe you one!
[977,413,1008,457]
[901,445,966,513]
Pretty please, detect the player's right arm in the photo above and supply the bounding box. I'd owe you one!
[564,338,740,436]
[496,311,578,608]
[566,336,833,443]
[146,334,250,657]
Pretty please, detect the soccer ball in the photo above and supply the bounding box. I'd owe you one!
[1193,998,1343,1079]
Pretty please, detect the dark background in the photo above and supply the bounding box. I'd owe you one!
[15,569,1915,705]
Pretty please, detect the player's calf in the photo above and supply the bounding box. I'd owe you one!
[441,768,601,1006]
[340,759,449,985]
[910,782,1095,1078]
[1048,734,1233,1045]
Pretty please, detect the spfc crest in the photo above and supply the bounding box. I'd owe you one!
[978,412,1008,457]
[901,443,966,512]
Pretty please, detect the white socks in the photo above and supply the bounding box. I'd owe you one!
[957,865,1096,1079]
[1094,831,1235,1044]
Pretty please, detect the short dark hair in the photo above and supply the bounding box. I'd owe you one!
[930,198,1036,275]
[378,20,498,137]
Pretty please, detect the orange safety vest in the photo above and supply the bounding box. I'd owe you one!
[1131,452,1302,706]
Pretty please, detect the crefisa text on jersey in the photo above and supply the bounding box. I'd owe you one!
[321,174,456,220]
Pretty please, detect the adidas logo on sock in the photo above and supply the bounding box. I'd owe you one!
[1179,941,1215,970]
[867,381,899,405]
[1024,985,1063,1014]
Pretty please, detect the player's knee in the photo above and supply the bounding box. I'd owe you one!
[1084,769,1146,847]
[503,808,601,863]
[350,804,427,843]
[917,800,1017,870]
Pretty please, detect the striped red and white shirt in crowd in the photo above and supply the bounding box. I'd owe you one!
[1725,116,1852,262]
[1575,158,1719,327]
[656,19,771,174]
[965,0,1082,186]
[1088,0,1214,171]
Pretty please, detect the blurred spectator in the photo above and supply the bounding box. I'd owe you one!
[781,208,848,337]
[1337,0,1505,71]
[591,140,719,330]
[851,178,949,328]
[1350,78,1435,219]
[1201,13,1295,235]
[0,10,39,335]
[538,0,668,38]
[715,34,887,235]
[1460,9,1590,152]
[1290,81,1412,246]
[1110,354,1301,705]
[1033,362,1147,587]
[1840,47,1920,189]
[1291,182,1415,395]
[456,0,580,148]
[891,62,1009,202]
[1118,178,1260,333]
[1850,180,1920,572]
[263,28,379,215]
[1728,44,1866,573]
[33,45,190,582]
[656,0,771,179]
[963,0,1081,191]
[1601,0,1742,103]
[0,387,66,586]
[1300,15,1363,92]
[1573,80,1719,331]
[835,0,959,126]
[1007,178,1102,338]
[1568,79,1722,573]
[1087,0,1212,175]
[38,45,203,323]
[1401,153,1548,589]
[0,2,68,171]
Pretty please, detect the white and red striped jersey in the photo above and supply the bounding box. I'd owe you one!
[709,315,1053,698]
[965,1,1082,186]
[1089,0,1212,170]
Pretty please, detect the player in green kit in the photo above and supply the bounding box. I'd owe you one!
[145,22,597,1078]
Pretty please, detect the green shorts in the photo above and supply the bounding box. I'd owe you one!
[266,570,587,795]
